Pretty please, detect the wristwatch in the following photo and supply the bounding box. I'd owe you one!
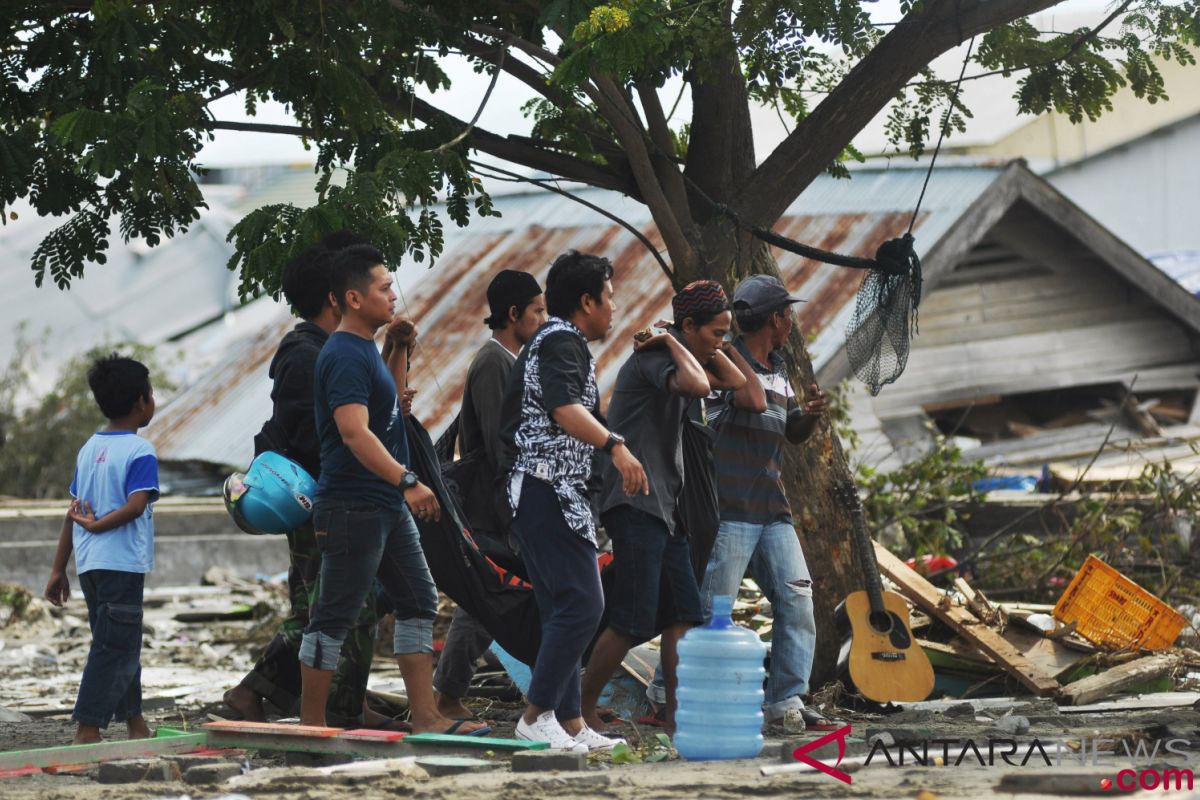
[398,470,419,490]
[602,432,625,455]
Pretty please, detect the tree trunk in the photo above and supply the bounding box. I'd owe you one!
[682,220,863,690]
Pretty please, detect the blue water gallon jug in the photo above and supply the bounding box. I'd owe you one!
[674,594,766,760]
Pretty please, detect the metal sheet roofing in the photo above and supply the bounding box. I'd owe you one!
[146,164,1006,469]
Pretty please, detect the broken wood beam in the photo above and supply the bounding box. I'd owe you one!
[200,721,547,759]
[0,728,206,772]
[1060,653,1182,706]
[875,543,1061,697]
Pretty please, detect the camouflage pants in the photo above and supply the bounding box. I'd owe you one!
[239,519,378,726]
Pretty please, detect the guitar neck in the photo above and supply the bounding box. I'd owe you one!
[840,481,888,615]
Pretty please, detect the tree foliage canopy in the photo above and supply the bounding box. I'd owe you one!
[1,0,1196,297]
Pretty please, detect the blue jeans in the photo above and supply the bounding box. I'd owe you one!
[512,476,604,719]
[701,519,816,720]
[74,570,145,728]
[300,498,438,671]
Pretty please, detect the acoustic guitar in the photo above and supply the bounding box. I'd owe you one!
[834,480,934,703]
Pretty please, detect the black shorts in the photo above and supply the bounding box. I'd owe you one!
[601,504,705,642]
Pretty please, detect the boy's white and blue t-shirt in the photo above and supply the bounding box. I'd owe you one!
[69,431,159,574]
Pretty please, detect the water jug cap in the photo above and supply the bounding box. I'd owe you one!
[710,594,734,624]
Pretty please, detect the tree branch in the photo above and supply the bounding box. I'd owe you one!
[389,92,638,196]
[209,120,311,136]
[590,75,696,272]
[636,84,693,223]
[734,0,1072,228]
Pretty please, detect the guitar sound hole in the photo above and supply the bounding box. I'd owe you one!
[869,611,893,634]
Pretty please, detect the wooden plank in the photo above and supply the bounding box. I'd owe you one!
[874,543,1061,696]
[0,728,206,772]
[201,720,341,738]
[1062,691,1200,714]
[1060,654,1183,706]
[203,729,412,759]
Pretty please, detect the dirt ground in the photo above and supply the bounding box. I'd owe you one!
[4,702,1200,800]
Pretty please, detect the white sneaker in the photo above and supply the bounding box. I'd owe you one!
[572,725,625,751]
[515,711,588,752]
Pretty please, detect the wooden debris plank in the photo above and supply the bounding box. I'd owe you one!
[201,720,341,738]
[0,728,206,772]
[403,733,547,752]
[339,728,407,743]
[1062,691,1200,714]
[874,543,1061,696]
[1060,653,1182,706]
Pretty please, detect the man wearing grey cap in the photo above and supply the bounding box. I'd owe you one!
[702,273,836,733]
[433,269,546,721]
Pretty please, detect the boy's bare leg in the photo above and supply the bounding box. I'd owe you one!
[299,664,334,727]
[126,714,151,739]
[399,653,485,735]
[579,627,634,732]
[72,723,102,745]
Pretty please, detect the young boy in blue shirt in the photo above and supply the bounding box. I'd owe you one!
[44,355,159,744]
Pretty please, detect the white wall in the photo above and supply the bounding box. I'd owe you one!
[1048,115,1200,255]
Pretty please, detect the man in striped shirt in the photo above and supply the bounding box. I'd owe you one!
[703,274,834,733]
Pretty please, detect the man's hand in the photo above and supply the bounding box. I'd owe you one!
[44,571,70,607]
[401,387,417,417]
[385,315,418,352]
[404,482,441,523]
[633,331,673,352]
[612,445,649,496]
[803,383,828,416]
[67,499,97,533]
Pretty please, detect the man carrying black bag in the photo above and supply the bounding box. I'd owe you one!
[433,270,545,721]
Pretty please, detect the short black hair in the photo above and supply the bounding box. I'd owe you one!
[320,229,370,251]
[281,245,335,320]
[330,244,387,308]
[87,354,151,420]
[735,303,788,333]
[545,251,613,319]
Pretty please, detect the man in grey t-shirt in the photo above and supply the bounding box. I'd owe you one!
[434,270,545,721]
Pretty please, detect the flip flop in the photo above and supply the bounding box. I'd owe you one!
[597,707,628,725]
[442,719,493,737]
[635,707,668,728]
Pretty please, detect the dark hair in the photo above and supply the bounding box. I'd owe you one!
[735,303,788,333]
[320,229,370,251]
[545,251,613,319]
[330,244,386,308]
[487,297,539,330]
[281,245,336,320]
[87,354,151,420]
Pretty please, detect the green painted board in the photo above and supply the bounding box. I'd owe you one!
[0,727,206,771]
[403,733,547,751]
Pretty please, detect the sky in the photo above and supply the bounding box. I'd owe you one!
[197,0,1114,169]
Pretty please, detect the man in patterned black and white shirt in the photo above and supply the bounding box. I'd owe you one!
[498,251,647,752]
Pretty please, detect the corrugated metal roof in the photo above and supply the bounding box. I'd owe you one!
[146,165,1005,469]
[0,197,241,398]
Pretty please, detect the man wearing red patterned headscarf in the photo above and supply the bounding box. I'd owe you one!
[580,281,763,736]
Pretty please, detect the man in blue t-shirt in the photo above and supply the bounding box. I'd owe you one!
[298,244,486,736]
[44,355,159,744]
